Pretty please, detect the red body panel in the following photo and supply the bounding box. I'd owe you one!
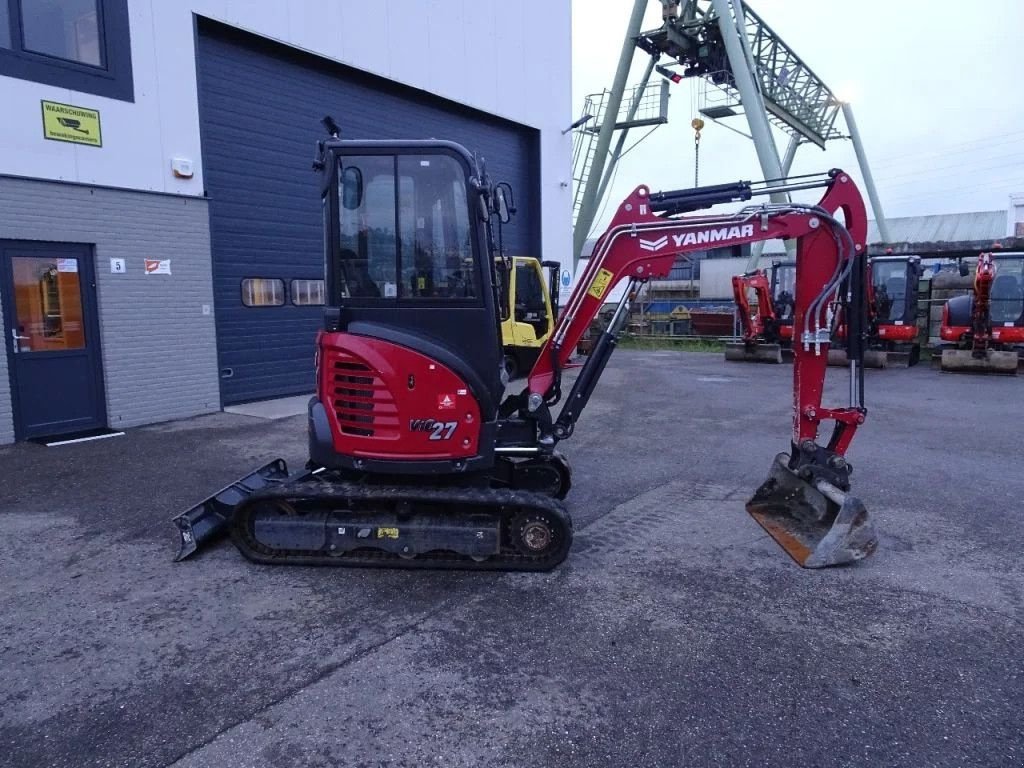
[942,323,1024,344]
[876,323,917,342]
[318,333,481,461]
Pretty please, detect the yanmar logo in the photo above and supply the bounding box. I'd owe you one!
[639,235,669,252]
[672,223,755,247]
[639,224,756,251]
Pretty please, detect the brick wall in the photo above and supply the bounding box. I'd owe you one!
[0,178,221,442]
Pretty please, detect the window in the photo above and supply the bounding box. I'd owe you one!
[291,279,325,306]
[872,261,907,322]
[334,153,478,302]
[241,278,285,307]
[0,0,133,101]
[337,155,398,299]
[398,155,476,299]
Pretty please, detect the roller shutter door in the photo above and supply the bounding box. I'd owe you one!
[196,21,540,404]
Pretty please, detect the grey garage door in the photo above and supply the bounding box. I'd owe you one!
[196,20,541,404]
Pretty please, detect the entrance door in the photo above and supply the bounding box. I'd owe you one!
[1,242,106,440]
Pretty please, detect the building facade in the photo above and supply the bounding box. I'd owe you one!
[0,0,572,442]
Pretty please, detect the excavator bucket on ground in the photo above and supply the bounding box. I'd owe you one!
[746,453,878,568]
[939,348,1020,374]
[724,341,782,363]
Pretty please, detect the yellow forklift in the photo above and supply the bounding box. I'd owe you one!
[498,257,560,380]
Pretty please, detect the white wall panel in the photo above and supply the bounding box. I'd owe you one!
[0,0,572,259]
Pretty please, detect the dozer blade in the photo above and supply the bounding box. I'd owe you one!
[746,453,878,568]
[827,348,887,368]
[940,349,1019,375]
[172,459,295,561]
[724,342,782,364]
[882,351,911,368]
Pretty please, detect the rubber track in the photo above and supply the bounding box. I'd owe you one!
[230,480,574,571]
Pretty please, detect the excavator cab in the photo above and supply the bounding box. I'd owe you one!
[321,140,507,413]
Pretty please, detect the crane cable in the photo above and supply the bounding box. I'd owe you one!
[691,117,705,187]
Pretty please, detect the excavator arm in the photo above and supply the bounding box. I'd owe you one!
[970,253,996,356]
[732,270,777,344]
[521,170,877,567]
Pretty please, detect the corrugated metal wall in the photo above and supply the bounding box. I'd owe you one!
[197,21,541,404]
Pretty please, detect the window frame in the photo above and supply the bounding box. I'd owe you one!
[0,0,134,102]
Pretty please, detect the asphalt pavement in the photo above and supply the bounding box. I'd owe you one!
[1,350,1021,768]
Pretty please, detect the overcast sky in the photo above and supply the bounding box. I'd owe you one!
[573,0,1024,233]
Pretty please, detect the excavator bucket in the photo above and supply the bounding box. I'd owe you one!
[940,349,1019,375]
[746,453,878,568]
[172,459,296,561]
[724,342,783,364]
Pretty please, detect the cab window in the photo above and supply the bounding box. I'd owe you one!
[334,153,477,302]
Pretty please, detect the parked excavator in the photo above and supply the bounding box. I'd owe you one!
[938,251,1024,374]
[829,254,923,368]
[725,259,795,363]
[498,256,561,380]
[173,124,878,571]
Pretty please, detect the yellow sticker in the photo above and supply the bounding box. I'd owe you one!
[377,527,399,539]
[41,101,102,147]
[587,268,614,300]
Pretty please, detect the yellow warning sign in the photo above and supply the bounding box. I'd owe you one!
[41,101,102,147]
[587,268,614,300]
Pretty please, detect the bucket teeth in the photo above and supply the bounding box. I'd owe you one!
[746,453,879,568]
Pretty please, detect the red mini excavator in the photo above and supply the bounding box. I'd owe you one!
[173,126,877,570]
[829,254,922,368]
[939,251,1024,374]
[725,260,796,363]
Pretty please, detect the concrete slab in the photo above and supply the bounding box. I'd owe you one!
[224,394,312,419]
[0,351,1021,768]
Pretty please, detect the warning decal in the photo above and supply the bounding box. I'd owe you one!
[587,268,614,300]
[41,101,102,147]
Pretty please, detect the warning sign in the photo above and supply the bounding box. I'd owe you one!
[438,394,456,410]
[41,101,102,147]
[587,268,614,300]
[144,259,171,275]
